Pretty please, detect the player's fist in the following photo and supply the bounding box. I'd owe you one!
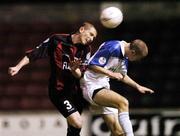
[8,66,19,76]
[69,58,82,71]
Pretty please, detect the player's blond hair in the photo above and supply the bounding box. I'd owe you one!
[82,22,95,30]
[78,22,97,35]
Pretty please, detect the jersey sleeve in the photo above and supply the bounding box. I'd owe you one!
[25,36,54,62]
[89,43,111,67]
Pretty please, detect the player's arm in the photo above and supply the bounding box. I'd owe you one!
[120,74,154,94]
[71,46,92,79]
[25,38,51,62]
[69,58,82,79]
[8,36,53,76]
[8,56,30,76]
[88,65,123,80]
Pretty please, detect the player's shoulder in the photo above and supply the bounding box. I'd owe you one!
[103,40,120,45]
[50,33,69,41]
[103,40,127,48]
[51,33,69,37]
[102,40,122,51]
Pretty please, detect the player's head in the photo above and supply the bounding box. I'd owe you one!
[127,39,148,61]
[77,22,97,45]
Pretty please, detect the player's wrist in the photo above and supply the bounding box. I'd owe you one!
[70,66,78,71]
[136,84,142,90]
[15,65,21,71]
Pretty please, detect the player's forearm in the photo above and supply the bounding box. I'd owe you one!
[121,75,140,89]
[16,56,30,70]
[88,65,114,78]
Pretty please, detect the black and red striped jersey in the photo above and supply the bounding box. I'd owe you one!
[26,34,91,93]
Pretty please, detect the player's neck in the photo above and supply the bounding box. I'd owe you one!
[71,34,81,44]
[124,43,130,57]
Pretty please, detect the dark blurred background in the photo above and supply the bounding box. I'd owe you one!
[0,1,179,111]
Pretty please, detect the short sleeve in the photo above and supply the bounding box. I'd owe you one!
[89,43,111,67]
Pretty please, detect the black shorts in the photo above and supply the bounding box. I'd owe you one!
[48,87,87,118]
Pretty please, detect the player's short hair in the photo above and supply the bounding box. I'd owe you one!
[80,22,97,36]
[130,39,148,58]
[82,22,95,30]
[75,22,97,36]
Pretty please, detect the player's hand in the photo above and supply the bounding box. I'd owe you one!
[137,85,154,94]
[69,58,82,71]
[8,66,19,76]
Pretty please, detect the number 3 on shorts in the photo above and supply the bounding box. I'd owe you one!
[64,100,72,110]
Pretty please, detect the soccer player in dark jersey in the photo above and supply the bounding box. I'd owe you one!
[8,22,97,136]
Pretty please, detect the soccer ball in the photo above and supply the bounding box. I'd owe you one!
[100,7,123,29]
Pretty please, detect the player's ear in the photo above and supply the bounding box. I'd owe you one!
[131,50,136,56]
[79,26,85,33]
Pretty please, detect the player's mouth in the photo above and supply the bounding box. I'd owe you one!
[86,38,91,44]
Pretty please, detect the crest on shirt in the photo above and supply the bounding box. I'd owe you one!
[98,57,106,65]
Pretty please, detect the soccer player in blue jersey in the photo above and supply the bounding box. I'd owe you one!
[80,39,154,136]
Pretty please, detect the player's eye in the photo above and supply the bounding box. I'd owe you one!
[90,32,95,37]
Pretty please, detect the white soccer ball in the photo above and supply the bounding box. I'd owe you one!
[100,7,123,29]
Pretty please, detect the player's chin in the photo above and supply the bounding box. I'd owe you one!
[82,40,89,45]
[84,38,93,45]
